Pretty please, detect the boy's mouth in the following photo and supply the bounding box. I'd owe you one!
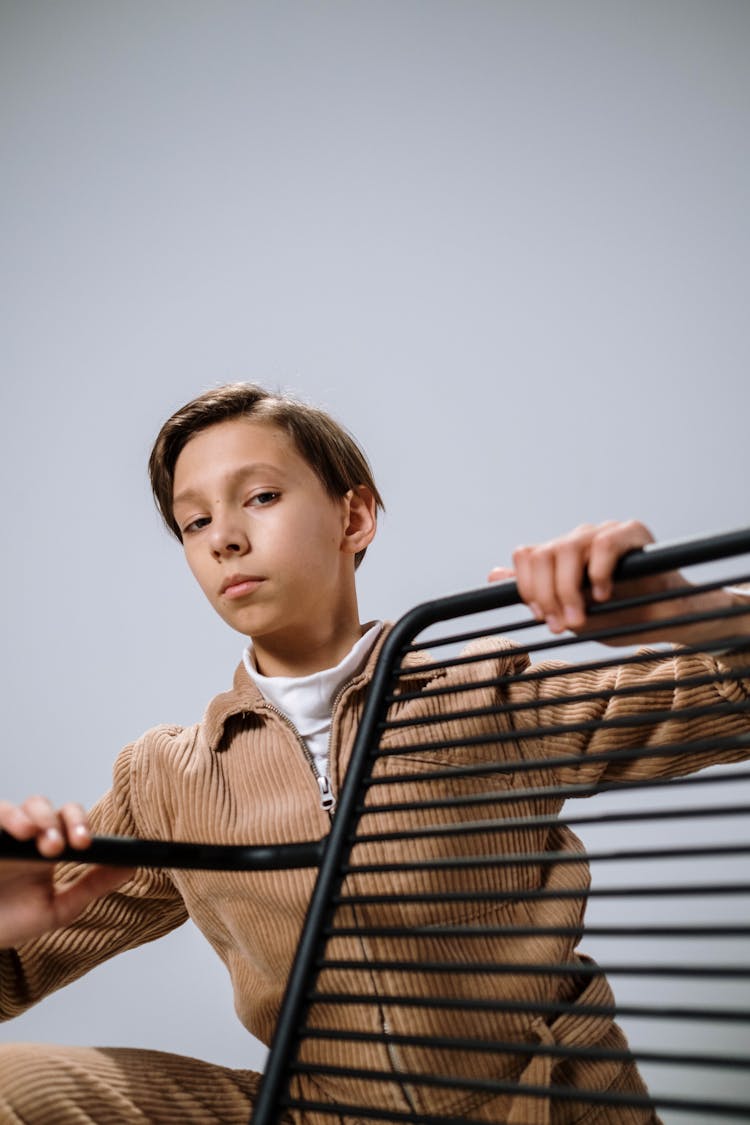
[220,575,265,599]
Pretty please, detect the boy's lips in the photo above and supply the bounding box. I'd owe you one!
[220,574,265,599]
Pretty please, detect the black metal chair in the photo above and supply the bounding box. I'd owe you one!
[4,528,750,1124]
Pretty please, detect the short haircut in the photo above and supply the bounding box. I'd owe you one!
[149,383,384,568]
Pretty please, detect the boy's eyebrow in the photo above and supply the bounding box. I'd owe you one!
[173,463,287,508]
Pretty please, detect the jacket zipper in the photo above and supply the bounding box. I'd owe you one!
[261,701,341,817]
[316,680,352,815]
[316,774,335,813]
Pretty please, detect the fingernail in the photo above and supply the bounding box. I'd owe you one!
[45,827,62,844]
[73,824,89,839]
[547,615,562,633]
[564,606,581,627]
[529,602,542,620]
[593,584,607,601]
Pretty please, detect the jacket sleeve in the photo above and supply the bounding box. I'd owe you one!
[506,647,750,789]
[0,739,189,1021]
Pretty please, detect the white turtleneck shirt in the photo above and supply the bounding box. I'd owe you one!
[242,622,383,790]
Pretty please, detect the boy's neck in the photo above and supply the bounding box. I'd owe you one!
[250,617,369,679]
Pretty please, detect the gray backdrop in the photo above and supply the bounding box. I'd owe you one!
[1,1,748,1118]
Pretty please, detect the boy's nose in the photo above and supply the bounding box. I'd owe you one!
[209,516,250,559]
[212,540,244,558]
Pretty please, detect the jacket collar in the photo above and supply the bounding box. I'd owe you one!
[201,622,443,753]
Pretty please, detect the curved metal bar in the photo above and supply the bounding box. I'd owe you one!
[0,831,324,871]
[392,524,750,638]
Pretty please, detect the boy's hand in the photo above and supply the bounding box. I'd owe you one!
[0,797,134,947]
[488,520,690,639]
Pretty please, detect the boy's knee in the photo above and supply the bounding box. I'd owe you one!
[0,1042,134,1124]
[0,1039,40,1082]
[0,1042,58,1120]
[0,1041,260,1124]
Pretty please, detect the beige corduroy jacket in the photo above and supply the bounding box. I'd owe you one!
[2,629,748,1123]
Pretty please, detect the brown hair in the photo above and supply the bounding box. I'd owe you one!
[148,383,384,568]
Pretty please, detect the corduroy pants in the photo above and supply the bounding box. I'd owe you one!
[0,1042,261,1124]
[0,1040,662,1124]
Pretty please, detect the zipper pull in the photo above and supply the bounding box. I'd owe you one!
[317,774,337,813]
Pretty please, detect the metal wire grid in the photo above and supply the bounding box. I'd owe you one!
[251,528,750,1125]
[1,527,749,1124]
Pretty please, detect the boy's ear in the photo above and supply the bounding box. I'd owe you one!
[341,486,377,556]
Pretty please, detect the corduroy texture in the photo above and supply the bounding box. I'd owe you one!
[1,629,747,1123]
[0,1043,261,1124]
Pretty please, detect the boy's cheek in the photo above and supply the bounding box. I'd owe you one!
[183,552,213,596]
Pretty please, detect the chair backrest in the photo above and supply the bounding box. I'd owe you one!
[250,527,750,1125]
[3,527,749,1123]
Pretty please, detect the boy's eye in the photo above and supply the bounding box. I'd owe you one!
[248,491,280,507]
[183,516,211,534]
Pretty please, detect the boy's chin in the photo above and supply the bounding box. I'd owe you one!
[219,605,281,641]
[225,612,263,638]
[212,603,260,637]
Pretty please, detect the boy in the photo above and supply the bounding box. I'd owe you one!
[0,383,748,1123]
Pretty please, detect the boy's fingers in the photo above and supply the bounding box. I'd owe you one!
[20,796,66,856]
[587,520,654,601]
[0,801,37,839]
[508,520,660,634]
[487,565,515,583]
[59,803,91,849]
[512,545,544,622]
[514,544,563,631]
[21,796,62,850]
[21,795,57,826]
[0,798,92,859]
[554,530,592,629]
[511,546,538,617]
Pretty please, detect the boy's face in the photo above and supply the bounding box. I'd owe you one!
[172,418,367,649]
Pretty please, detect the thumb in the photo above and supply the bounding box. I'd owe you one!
[487,565,515,584]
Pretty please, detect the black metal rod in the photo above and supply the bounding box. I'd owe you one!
[308,990,750,1023]
[370,697,750,758]
[0,831,324,871]
[397,600,750,677]
[284,1063,750,1120]
[388,633,749,704]
[405,569,750,652]
[368,729,750,784]
[393,526,750,643]
[300,1025,750,1072]
[337,882,750,907]
[349,800,750,847]
[325,923,750,940]
[357,769,750,817]
[281,1095,750,1125]
[343,841,750,875]
[362,752,750,798]
[380,664,750,734]
[317,958,750,979]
